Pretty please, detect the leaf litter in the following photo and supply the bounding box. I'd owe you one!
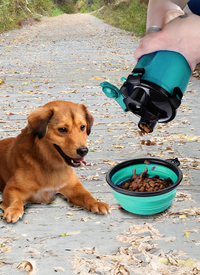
[72,223,200,275]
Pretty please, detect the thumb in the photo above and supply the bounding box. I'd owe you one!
[164,8,184,25]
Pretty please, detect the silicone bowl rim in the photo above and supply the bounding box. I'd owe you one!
[106,157,183,197]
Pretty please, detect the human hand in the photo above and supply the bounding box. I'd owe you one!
[134,12,200,71]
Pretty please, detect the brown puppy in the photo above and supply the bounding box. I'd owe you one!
[0,100,110,223]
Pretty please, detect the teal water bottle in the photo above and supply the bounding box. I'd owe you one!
[101,28,191,133]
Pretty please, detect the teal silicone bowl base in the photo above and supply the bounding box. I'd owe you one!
[106,158,183,215]
[113,189,177,215]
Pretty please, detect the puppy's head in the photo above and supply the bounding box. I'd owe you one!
[28,101,94,167]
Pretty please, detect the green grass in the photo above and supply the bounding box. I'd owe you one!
[0,0,55,31]
[50,6,65,17]
[94,0,147,37]
[77,0,104,13]
[0,0,147,37]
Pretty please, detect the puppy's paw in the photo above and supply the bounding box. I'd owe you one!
[89,201,111,215]
[3,207,23,223]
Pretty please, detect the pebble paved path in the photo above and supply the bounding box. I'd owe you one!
[1,13,200,274]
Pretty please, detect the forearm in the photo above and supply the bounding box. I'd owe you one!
[146,0,190,29]
[148,0,189,10]
[172,0,190,9]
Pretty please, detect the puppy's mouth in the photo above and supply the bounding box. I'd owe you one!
[54,144,86,167]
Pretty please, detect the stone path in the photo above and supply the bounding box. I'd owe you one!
[0,13,200,274]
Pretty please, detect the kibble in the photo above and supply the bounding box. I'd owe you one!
[140,139,156,146]
[118,162,173,192]
[139,123,152,134]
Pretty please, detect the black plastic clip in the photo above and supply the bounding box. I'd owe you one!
[127,68,145,86]
[120,68,145,97]
[166,158,180,167]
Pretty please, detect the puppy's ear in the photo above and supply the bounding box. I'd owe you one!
[28,107,54,139]
[81,105,94,135]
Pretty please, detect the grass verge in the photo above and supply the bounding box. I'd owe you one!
[0,0,63,32]
[93,0,147,37]
[0,0,147,37]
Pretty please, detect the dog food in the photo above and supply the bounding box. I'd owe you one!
[118,166,173,192]
[139,123,152,134]
[140,139,156,146]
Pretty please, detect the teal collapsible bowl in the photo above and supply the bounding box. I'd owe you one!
[106,158,182,215]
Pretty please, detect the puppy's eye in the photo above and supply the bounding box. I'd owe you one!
[58,127,68,133]
[80,125,85,131]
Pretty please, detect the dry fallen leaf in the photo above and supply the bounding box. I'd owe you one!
[25,247,40,255]
[93,77,101,80]
[71,88,78,93]
[17,260,37,275]
[61,230,81,237]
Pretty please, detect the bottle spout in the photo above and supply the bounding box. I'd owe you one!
[138,118,158,133]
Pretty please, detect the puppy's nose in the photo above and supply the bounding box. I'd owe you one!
[77,147,88,157]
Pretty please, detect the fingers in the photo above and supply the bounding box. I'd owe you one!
[164,9,184,25]
[134,32,164,61]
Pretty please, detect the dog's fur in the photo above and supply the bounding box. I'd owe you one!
[0,100,110,223]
